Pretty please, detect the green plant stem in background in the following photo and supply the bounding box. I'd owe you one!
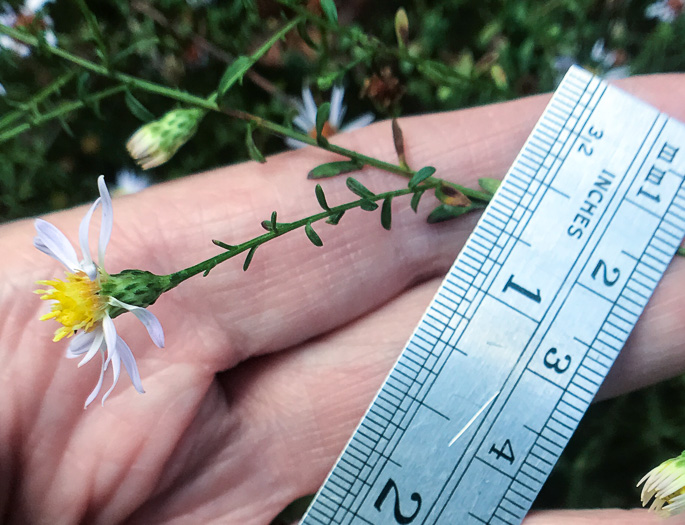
[0,23,490,202]
[0,71,76,131]
[164,181,437,287]
[0,85,126,143]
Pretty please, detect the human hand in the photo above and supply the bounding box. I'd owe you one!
[1,74,684,524]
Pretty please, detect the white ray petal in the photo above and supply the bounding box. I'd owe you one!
[97,175,113,268]
[34,219,80,271]
[302,87,317,122]
[108,297,165,348]
[78,196,101,279]
[329,85,345,129]
[84,352,106,409]
[66,331,96,358]
[102,352,121,404]
[116,337,145,394]
[340,112,375,133]
[78,331,105,368]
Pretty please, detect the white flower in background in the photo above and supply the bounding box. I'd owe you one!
[638,451,685,517]
[34,176,164,407]
[646,0,684,22]
[553,39,630,85]
[0,82,6,96]
[0,0,56,57]
[113,169,150,196]
[286,85,375,149]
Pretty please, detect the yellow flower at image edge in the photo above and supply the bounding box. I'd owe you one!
[638,451,685,516]
[34,175,166,407]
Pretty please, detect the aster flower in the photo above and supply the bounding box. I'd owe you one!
[113,169,150,196]
[285,85,375,149]
[638,451,685,517]
[126,108,204,169]
[0,0,56,58]
[646,0,684,22]
[34,175,165,407]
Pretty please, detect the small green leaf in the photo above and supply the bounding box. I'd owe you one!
[305,222,323,247]
[124,91,155,122]
[308,160,362,179]
[246,123,266,163]
[320,0,338,24]
[260,220,272,231]
[270,211,278,231]
[212,239,235,250]
[315,102,330,144]
[57,115,74,138]
[360,200,379,211]
[243,246,257,271]
[217,56,251,101]
[326,211,344,225]
[381,196,392,230]
[346,177,375,199]
[297,21,318,50]
[427,202,486,223]
[411,189,425,213]
[315,184,330,210]
[478,177,501,195]
[409,166,436,188]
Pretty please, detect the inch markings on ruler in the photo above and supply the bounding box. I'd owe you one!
[301,66,685,525]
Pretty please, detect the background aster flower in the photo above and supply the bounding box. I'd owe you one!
[285,85,375,149]
[34,175,165,407]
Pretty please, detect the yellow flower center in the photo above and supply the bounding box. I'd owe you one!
[36,271,107,342]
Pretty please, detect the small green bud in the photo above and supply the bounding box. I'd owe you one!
[126,108,205,169]
[101,269,173,317]
[395,8,409,49]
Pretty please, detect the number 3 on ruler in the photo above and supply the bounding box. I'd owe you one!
[374,478,422,524]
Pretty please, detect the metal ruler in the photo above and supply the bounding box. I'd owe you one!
[300,66,685,525]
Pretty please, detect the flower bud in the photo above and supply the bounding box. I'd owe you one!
[100,269,174,317]
[395,8,409,48]
[126,108,204,169]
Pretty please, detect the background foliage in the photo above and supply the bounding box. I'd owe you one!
[1,0,685,521]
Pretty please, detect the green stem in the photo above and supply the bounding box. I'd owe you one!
[165,182,435,287]
[0,71,76,131]
[0,85,126,143]
[0,22,486,200]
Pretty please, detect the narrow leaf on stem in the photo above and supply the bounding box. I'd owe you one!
[435,183,471,207]
[411,189,425,212]
[346,177,375,199]
[326,211,344,225]
[217,55,251,102]
[409,166,436,188]
[360,200,379,211]
[315,184,330,210]
[478,177,501,195]
[243,246,257,271]
[124,91,154,122]
[212,239,235,250]
[305,222,323,247]
[246,122,266,163]
[315,102,331,145]
[427,202,486,223]
[381,196,392,230]
[392,118,408,169]
[308,160,363,179]
[320,0,339,24]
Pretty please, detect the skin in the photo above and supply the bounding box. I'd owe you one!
[1,74,684,524]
